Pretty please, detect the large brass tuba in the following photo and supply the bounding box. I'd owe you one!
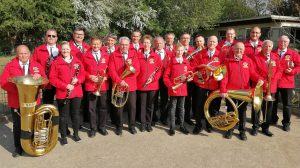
[9,76,59,156]
[204,82,263,131]
[111,64,136,108]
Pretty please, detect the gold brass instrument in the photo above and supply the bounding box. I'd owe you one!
[93,66,108,96]
[172,71,194,92]
[195,61,227,84]
[143,66,160,88]
[111,64,136,108]
[186,47,202,61]
[204,82,263,131]
[9,76,59,156]
[262,59,275,122]
[292,90,300,105]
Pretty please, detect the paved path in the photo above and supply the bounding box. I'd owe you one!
[0,107,299,168]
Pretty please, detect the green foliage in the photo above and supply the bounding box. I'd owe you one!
[221,0,256,20]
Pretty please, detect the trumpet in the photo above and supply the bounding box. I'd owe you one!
[186,47,203,61]
[93,66,108,96]
[172,71,194,91]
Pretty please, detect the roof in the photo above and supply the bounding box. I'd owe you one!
[217,15,300,27]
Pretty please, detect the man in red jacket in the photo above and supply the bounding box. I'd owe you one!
[108,37,140,135]
[0,45,46,157]
[129,31,144,53]
[32,28,60,104]
[217,28,239,63]
[191,35,221,134]
[101,34,119,54]
[70,26,90,61]
[244,26,263,61]
[165,33,176,53]
[271,35,300,131]
[220,42,263,141]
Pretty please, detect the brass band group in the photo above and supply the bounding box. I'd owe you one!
[0,26,299,157]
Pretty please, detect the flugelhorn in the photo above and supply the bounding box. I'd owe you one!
[9,76,59,156]
[111,64,136,108]
[204,81,263,131]
[93,66,108,96]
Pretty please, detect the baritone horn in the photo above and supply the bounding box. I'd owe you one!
[111,64,136,108]
[9,76,59,156]
[204,81,263,131]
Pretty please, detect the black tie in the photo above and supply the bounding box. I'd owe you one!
[50,47,54,58]
[95,53,99,63]
[22,64,26,75]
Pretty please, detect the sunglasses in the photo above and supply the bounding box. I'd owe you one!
[47,35,57,38]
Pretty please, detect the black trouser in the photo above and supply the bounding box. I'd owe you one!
[115,91,136,128]
[87,91,109,130]
[227,99,248,133]
[184,82,196,121]
[154,78,169,122]
[81,84,89,123]
[42,87,56,104]
[168,96,185,130]
[137,90,157,125]
[10,108,22,151]
[272,88,292,126]
[194,87,220,129]
[252,93,275,130]
[57,98,81,138]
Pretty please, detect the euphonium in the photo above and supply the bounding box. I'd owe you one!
[204,82,263,131]
[111,64,136,108]
[195,61,227,84]
[9,76,59,156]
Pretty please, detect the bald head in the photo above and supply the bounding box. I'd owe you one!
[233,42,245,59]
[16,45,31,63]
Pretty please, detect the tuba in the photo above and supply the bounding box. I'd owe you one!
[9,76,59,156]
[111,64,136,108]
[204,82,263,131]
[195,61,227,84]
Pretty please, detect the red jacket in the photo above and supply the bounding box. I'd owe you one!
[183,45,196,59]
[243,39,263,62]
[129,42,144,53]
[0,58,46,108]
[100,45,119,55]
[165,44,177,53]
[272,48,300,88]
[49,56,85,99]
[137,51,163,91]
[69,40,90,62]
[253,52,282,93]
[32,43,61,89]
[108,50,140,92]
[217,39,239,63]
[82,50,110,92]
[220,55,262,93]
[191,49,221,90]
[153,48,173,72]
[163,57,191,96]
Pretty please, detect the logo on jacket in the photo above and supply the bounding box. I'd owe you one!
[285,55,290,61]
[271,60,276,66]
[149,58,154,64]
[243,62,248,68]
[33,67,39,73]
[184,66,188,72]
[101,58,106,63]
[257,47,262,52]
[213,57,219,62]
[127,59,132,65]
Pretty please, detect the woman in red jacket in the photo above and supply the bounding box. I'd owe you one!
[137,35,162,132]
[0,45,46,157]
[82,37,110,137]
[49,41,85,145]
[251,40,282,137]
[163,44,191,136]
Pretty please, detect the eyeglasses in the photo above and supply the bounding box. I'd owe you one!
[47,35,57,38]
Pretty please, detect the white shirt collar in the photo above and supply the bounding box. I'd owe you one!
[175,57,183,64]
[250,40,258,47]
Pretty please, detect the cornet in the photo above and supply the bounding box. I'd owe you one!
[172,71,194,92]
[93,66,108,96]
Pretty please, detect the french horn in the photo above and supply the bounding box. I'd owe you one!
[9,76,59,156]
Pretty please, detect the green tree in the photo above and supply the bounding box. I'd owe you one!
[0,0,77,53]
[221,0,256,20]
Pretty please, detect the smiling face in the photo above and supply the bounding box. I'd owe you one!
[46,30,58,46]
[106,37,116,48]
[262,41,273,56]
[154,38,165,50]
[120,38,130,53]
[73,30,85,43]
[226,29,235,43]
[91,39,102,52]
[176,45,184,58]
[278,36,290,50]
[17,45,30,63]
[250,27,261,42]
[207,36,218,50]
[131,31,141,44]
[233,42,245,59]
[143,38,151,51]
[180,34,190,47]
[195,36,205,48]
[165,34,175,45]
[61,43,71,58]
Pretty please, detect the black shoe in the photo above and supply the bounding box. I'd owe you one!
[98,128,108,136]
[283,125,290,132]
[140,125,146,132]
[239,132,247,141]
[185,119,194,125]
[160,119,168,126]
[88,130,96,138]
[146,124,153,132]
[179,126,189,135]
[224,131,233,139]
[193,126,203,134]
[262,129,273,137]
[73,134,81,142]
[60,137,68,145]
[12,148,23,157]
[129,127,137,135]
[169,129,175,136]
[115,127,122,135]
[206,127,213,133]
[250,129,258,136]
[151,122,156,126]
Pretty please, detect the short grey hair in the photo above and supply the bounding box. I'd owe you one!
[119,36,130,44]
[262,40,273,47]
[278,35,290,43]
